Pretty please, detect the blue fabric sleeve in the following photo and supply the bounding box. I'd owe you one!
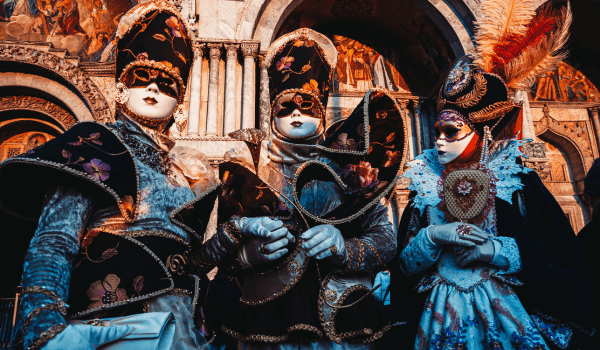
[491,236,522,274]
[21,184,95,349]
[399,226,442,276]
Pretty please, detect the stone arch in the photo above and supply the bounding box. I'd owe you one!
[0,73,94,122]
[236,0,475,57]
[0,44,113,123]
[535,124,591,229]
[0,96,79,130]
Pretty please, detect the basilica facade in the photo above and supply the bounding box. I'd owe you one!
[0,0,599,234]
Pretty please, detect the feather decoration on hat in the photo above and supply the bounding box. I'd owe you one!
[473,0,572,91]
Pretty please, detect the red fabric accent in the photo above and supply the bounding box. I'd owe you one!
[453,132,482,165]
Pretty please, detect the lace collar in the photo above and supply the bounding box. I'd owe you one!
[403,140,532,214]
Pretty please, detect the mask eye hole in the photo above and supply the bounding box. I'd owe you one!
[133,68,150,82]
[299,101,314,109]
[445,127,459,138]
[434,128,441,139]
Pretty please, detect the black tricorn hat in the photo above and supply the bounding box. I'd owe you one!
[263,28,338,118]
[437,56,522,138]
[115,0,192,104]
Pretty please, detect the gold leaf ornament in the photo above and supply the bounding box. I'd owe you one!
[451,73,488,109]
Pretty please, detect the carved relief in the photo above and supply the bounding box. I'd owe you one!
[0,45,113,123]
[522,141,547,159]
[0,96,77,129]
[533,104,595,172]
[26,134,47,151]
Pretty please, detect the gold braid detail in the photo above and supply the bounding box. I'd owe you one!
[28,324,67,350]
[354,238,365,272]
[437,89,445,113]
[361,240,385,269]
[469,101,517,123]
[449,73,487,109]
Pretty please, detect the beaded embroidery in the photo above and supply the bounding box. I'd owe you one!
[443,58,473,97]
[113,123,172,176]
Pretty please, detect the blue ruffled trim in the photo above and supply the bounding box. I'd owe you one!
[488,139,532,204]
[402,149,443,214]
[530,314,573,349]
[402,140,532,212]
[493,236,522,274]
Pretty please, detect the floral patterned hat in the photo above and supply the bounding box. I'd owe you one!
[436,56,522,139]
[263,28,338,125]
[292,88,407,225]
[115,0,192,106]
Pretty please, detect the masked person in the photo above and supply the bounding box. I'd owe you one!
[0,1,257,349]
[211,28,408,349]
[390,3,595,349]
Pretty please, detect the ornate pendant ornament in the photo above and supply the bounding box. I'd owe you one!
[443,168,490,221]
[115,82,129,105]
[173,104,188,131]
[443,58,473,98]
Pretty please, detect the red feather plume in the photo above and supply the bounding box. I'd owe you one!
[490,5,557,75]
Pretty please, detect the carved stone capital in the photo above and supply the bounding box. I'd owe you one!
[398,99,409,110]
[589,107,599,118]
[207,43,223,60]
[0,44,112,123]
[193,42,206,59]
[224,44,240,60]
[412,100,422,112]
[0,96,77,128]
[241,42,259,59]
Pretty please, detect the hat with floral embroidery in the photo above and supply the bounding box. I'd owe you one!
[264,28,338,126]
[115,0,192,115]
[292,88,407,225]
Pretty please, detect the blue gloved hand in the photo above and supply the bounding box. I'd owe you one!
[301,224,347,266]
[42,323,133,350]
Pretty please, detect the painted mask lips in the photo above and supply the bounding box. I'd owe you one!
[438,151,446,156]
[143,97,158,105]
[291,121,303,127]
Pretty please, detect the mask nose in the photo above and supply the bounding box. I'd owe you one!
[146,83,160,94]
[291,109,302,118]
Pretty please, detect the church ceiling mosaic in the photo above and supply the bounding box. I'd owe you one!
[0,0,131,62]
[532,62,600,102]
[275,0,453,95]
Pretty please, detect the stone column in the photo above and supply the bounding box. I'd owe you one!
[399,100,413,159]
[589,107,600,150]
[224,44,239,135]
[412,100,422,155]
[205,43,222,136]
[515,90,536,140]
[241,41,259,130]
[187,42,204,136]
[259,54,271,138]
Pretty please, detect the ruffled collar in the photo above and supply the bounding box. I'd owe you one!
[403,139,532,214]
